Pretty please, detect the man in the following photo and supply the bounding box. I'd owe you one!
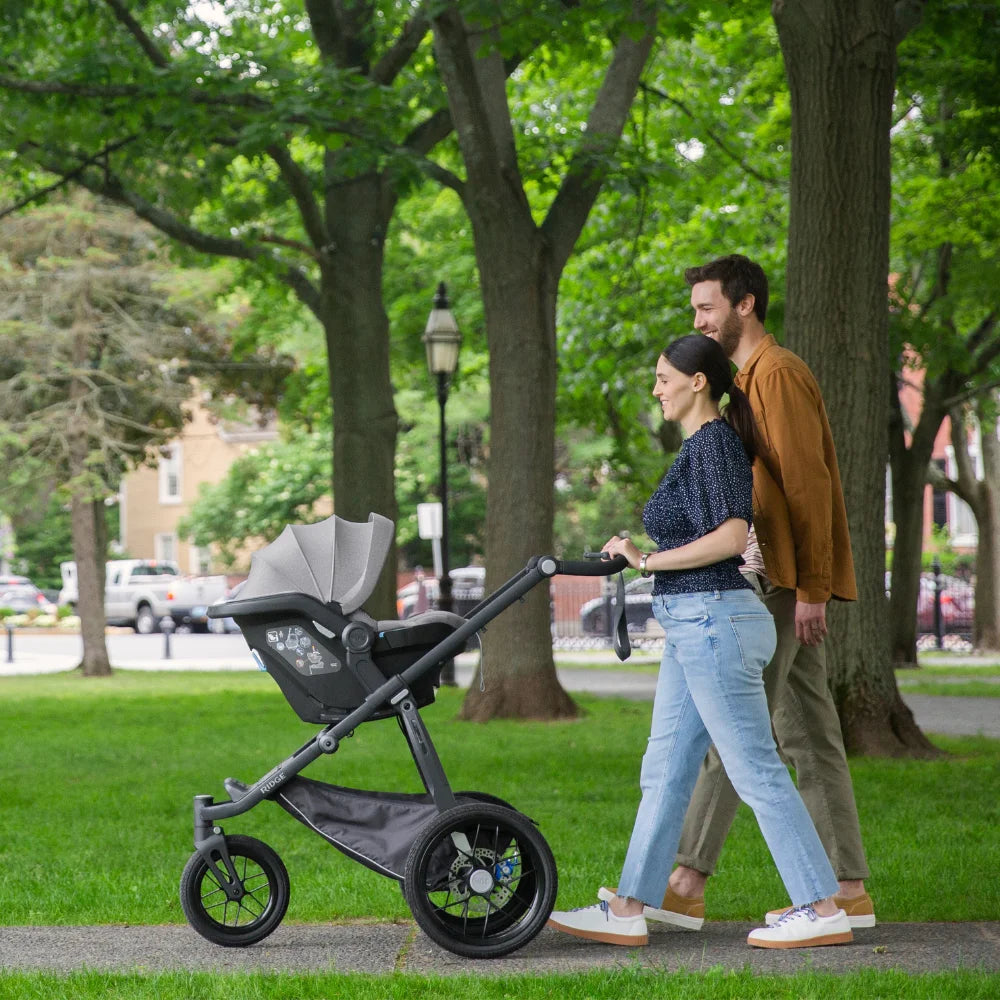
[652,254,873,932]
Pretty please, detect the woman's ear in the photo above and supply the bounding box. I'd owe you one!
[691,372,708,393]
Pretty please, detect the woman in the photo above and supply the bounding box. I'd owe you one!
[547,335,852,950]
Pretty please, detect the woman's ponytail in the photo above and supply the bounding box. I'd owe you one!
[723,383,762,464]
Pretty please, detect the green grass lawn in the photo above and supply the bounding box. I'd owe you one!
[1,669,997,925]
[1,969,998,1000]
[1,670,998,996]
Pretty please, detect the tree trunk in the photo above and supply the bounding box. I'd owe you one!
[887,382,949,666]
[321,175,399,620]
[972,397,1000,650]
[70,496,110,677]
[774,0,936,756]
[462,229,575,721]
[432,1,656,719]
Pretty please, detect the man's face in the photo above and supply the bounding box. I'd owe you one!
[690,280,743,359]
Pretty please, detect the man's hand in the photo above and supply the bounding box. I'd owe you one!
[795,601,828,647]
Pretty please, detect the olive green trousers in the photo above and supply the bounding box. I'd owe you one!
[674,585,870,882]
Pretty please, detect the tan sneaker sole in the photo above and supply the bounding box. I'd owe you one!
[546,918,648,947]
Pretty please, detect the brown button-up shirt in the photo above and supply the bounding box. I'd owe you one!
[734,335,857,604]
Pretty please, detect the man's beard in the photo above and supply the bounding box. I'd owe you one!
[718,308,743,358]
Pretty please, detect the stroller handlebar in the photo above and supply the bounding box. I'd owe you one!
[547,553,629,577]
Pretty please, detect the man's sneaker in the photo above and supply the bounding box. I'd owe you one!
[597,885,704,930]
[765,892,875,929]
[547,901,649,946]
[748,905,853,949]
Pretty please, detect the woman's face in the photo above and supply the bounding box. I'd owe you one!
[652,356,700,425]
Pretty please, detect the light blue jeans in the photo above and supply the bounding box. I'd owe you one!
[617,589,839,909]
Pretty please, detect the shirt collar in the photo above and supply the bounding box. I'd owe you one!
[735,333,777,387]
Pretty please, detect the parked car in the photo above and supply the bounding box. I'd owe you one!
[914,574,975,633]
[579,575,657,636]
[206,581,247,634]
[0,581,58,616]
[58,559,229,633]
[396,566,486,619]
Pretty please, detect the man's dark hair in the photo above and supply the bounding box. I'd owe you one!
[684,254,769,322]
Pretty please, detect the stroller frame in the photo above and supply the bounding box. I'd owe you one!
[181,517,627,960]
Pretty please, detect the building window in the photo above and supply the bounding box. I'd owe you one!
[191,546,212,575]
[159,443,182,504]
[944,445,979,547]
[155,533,178,565]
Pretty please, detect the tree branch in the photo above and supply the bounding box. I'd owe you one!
[0,136,140,222]
[19,146,324,319]
[372,10,430,86]
[542,0,658,273]
[894,0,928,45]
[101,0,170,68]
[0,72,276,112]
[266,144,328,251]
[639,82,780,186]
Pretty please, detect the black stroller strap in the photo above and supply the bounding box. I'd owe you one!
[612,571,631,662]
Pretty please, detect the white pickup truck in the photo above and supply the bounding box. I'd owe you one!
[59,560,229,634]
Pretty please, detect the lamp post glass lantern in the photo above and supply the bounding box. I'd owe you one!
[422,282,461,685]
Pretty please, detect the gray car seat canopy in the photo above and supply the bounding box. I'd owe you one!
[238,512,394,614]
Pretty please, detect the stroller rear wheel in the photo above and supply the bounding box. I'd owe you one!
[180,834,290,947]
[403,801,557,959]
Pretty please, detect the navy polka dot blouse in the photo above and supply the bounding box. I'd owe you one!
[642,419,753,596]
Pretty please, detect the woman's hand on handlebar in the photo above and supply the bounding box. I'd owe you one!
[602,534,641,570]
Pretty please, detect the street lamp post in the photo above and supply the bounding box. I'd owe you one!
[423,282,462,686]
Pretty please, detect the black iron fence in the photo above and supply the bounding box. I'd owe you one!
[914,560,975,651]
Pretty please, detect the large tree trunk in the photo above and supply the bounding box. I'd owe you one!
[464,222,575,721]
[432,1,656,719]
[774,0,936,756]
[322,175,399,619]
[887,381,950,666]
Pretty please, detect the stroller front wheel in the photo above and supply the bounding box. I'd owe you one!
[180,834,290,947]
[403,801,557,959]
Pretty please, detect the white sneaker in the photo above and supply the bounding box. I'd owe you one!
[766,892,876,929]
[547,901,648,946]
[748,905,853,949]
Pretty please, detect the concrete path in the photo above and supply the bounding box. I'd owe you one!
[2,920,998,976]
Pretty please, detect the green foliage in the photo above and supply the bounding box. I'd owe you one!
[890,2,1000,380]
[555,10,790,499]
[6,494,117,591]
[920,524,977,577]
[0,196,215,500]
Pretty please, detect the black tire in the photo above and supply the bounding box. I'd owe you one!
[402,802,557,959]
[180,834,290,947]
[134,604,158,634]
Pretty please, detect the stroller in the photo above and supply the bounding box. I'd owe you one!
[180,513,628,959]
